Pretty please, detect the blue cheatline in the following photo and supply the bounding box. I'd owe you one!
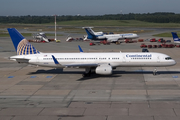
[7,28,40,55]
[8,76,14,78]
[30,76,36,78]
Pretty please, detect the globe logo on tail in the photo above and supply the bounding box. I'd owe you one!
[17,39,40,55]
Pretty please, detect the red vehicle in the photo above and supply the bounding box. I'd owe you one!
[153,45,157,48]
[138,39,144,42]
[132,40,137,43]
[125,39,130,43]
[140,43,147,48]
[100,40,110,45]
[157,45,162,48]
[148,45,152,48]
[176,45,180,48]
[158,38,166,43]
[150,38,156,42]
[161,44,168,48]
[168,44,175,48]
[89,42,95,46]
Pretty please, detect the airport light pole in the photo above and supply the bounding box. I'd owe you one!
[55,15,57,41]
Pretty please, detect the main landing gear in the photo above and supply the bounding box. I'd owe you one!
[82,68,91,77]
[153,68,157,75]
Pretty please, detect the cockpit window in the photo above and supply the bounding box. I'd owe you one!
[165,57,172,60]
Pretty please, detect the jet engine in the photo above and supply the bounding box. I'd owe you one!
[95,64,112,75]
[97,36,106,39]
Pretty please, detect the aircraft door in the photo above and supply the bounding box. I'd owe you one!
[36,55,39,63]
[157,56,160,62]
[123,56,126,62]
[98,57,101,62]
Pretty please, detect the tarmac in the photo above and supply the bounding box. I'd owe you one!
[1,28,180,120]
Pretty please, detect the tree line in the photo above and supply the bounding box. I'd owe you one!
[0,12,180,24]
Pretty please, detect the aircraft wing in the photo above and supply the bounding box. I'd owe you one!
[65,63,98,68]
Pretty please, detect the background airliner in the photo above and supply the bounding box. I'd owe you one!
[83,27,139,42]
[8,28,176,77]
[172,32,180,43]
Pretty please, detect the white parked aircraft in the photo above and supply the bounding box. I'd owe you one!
[33,32,49,42]
[83,27,139,42]
[8,28,176,77]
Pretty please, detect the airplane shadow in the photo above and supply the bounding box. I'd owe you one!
[28,69,180,80]
[77,74,121,81]
[77,71,180,81]
[113,70,180,75]
[29,69,180,75]
[28,69,83,75]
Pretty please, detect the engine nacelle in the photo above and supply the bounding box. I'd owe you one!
[97,36,106,39]
[95,32,103,35]
[95,64,112,75]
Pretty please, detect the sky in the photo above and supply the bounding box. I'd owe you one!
[0,0,180,16]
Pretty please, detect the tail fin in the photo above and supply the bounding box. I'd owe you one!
[83,27,96,39]
[7,28,40,55]
[171,32,180,42]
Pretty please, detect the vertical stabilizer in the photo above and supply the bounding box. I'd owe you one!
[7,28,40,55]
[171,32,180,42]
[83,27,96,39]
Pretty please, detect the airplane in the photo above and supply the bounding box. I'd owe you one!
[8,28,176,77]
[171,32,180,43]
[82,27,139,42]
[33,32,49,42]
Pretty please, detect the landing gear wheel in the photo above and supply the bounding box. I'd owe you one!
[153,68,157,76]
[82,68,91,77]
[82,73,91,77]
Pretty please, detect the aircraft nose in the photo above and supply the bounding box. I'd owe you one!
[172,59,176,65]
[171,60,176,65]
[134,34,139,38]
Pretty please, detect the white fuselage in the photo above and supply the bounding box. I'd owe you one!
[104,33,138,39]
[96,33,139,42]
[83,27,139,42]
[174,41,180,44]
[10,52,176,68]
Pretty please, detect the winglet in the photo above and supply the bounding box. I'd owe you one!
[52,55,60,65]
[78,45,83,53]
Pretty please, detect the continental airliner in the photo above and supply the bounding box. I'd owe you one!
[8,28,176,77]
[83,27,139,42]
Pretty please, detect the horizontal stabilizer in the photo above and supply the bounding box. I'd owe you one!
[9,57,29,63]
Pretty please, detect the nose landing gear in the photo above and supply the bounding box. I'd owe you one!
[153,68,157,75]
